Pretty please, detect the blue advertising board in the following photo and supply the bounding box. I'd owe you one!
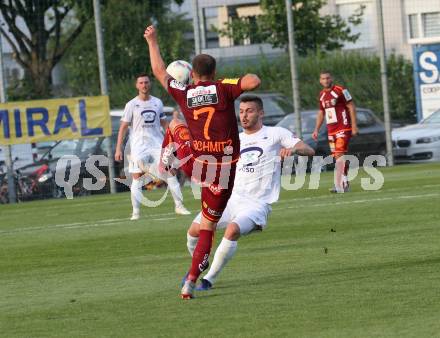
[413,44,440,121]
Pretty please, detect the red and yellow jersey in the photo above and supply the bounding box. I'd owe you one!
[318,84,353,135]
[167,77,243,162]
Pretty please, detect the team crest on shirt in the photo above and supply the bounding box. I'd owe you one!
[141,110,156,123]
[179,128,191,141]
[240,146,263,166]
[187,85,218,108]
[331,98,337,106]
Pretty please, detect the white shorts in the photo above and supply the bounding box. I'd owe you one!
[193,195,271,236]
[128,149,162,178]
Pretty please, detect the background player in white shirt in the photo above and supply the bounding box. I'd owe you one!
[184,95,315,291]
[114,73,190,220]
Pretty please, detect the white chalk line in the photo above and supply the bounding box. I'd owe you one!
[1,191,439,235]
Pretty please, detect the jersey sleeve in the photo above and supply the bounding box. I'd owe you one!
[276,127,301,149]
[167,77,187,107]
[121,101,133,123]
[338,86,353,104]
[220,78,243,100]
[158,99,166,120]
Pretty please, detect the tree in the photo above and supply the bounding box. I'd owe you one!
[62,0,192,107]
[0,0,94,98]
[217,0,364,56]
[0,0,185,99]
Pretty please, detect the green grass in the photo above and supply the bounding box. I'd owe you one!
[1,163,440,338]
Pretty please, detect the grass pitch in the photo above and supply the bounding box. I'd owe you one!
[1,163,440,337]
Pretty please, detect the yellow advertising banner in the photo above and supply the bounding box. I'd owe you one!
[0,96,111,145]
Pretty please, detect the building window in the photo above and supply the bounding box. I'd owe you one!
[337,2,375,49]
[408,14,420,39]
[203,7,219,48]
[422,12,440,38]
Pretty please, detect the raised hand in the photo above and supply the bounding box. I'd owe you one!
[144,25,157,44]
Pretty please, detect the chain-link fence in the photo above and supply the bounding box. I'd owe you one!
[1,0,440,203]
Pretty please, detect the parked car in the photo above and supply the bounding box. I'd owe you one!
[276,108,386,162]
[392,108,440,163]
[235,92,293,126]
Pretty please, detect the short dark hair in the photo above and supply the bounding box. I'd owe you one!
[320,70,332,76]
[136,72,150,80]
[240,95,263,111]
[192,54,216,77]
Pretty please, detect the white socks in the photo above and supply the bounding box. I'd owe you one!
[186,234,239,285]
[187,233,198,256]
[203,238,238,285]
[166,176,184,207]
[130,178,144,214]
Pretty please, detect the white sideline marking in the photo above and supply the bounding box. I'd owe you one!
[274,192,440,211]
[1,192,439,235]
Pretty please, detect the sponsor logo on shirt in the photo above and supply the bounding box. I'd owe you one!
[141,110,156,124]
[187,85,218,108]
[170,80,186,91]
[240,146,263,166]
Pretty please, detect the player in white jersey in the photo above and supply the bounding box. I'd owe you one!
[114,73,190,220]
[183,95,315,291]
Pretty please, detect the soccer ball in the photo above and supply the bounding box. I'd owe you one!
[166,60,192,84]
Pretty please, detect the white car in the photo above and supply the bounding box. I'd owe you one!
[392,109,440,163]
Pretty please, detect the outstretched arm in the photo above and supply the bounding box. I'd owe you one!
[279,141,315,159]
[144,25,170,89]
[115,122,129,161]
[312,110,325,141]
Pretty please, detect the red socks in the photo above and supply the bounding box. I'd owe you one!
[188,230,213,282]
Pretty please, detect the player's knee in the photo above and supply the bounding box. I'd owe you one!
[224,223,240,241]
[188,222,200,237]
[334,153,345,161]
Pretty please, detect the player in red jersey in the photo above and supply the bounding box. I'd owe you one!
[312,70,358,193]
[144,25,261,299]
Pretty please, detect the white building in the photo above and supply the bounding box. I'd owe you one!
[172,0,284,62]
[172,0,440,61]
[321,0,440,59]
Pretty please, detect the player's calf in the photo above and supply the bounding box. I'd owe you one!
[187,229,214,282]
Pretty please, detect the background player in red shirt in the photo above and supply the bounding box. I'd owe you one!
[144,25,261,299]
[312,70,358,193]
